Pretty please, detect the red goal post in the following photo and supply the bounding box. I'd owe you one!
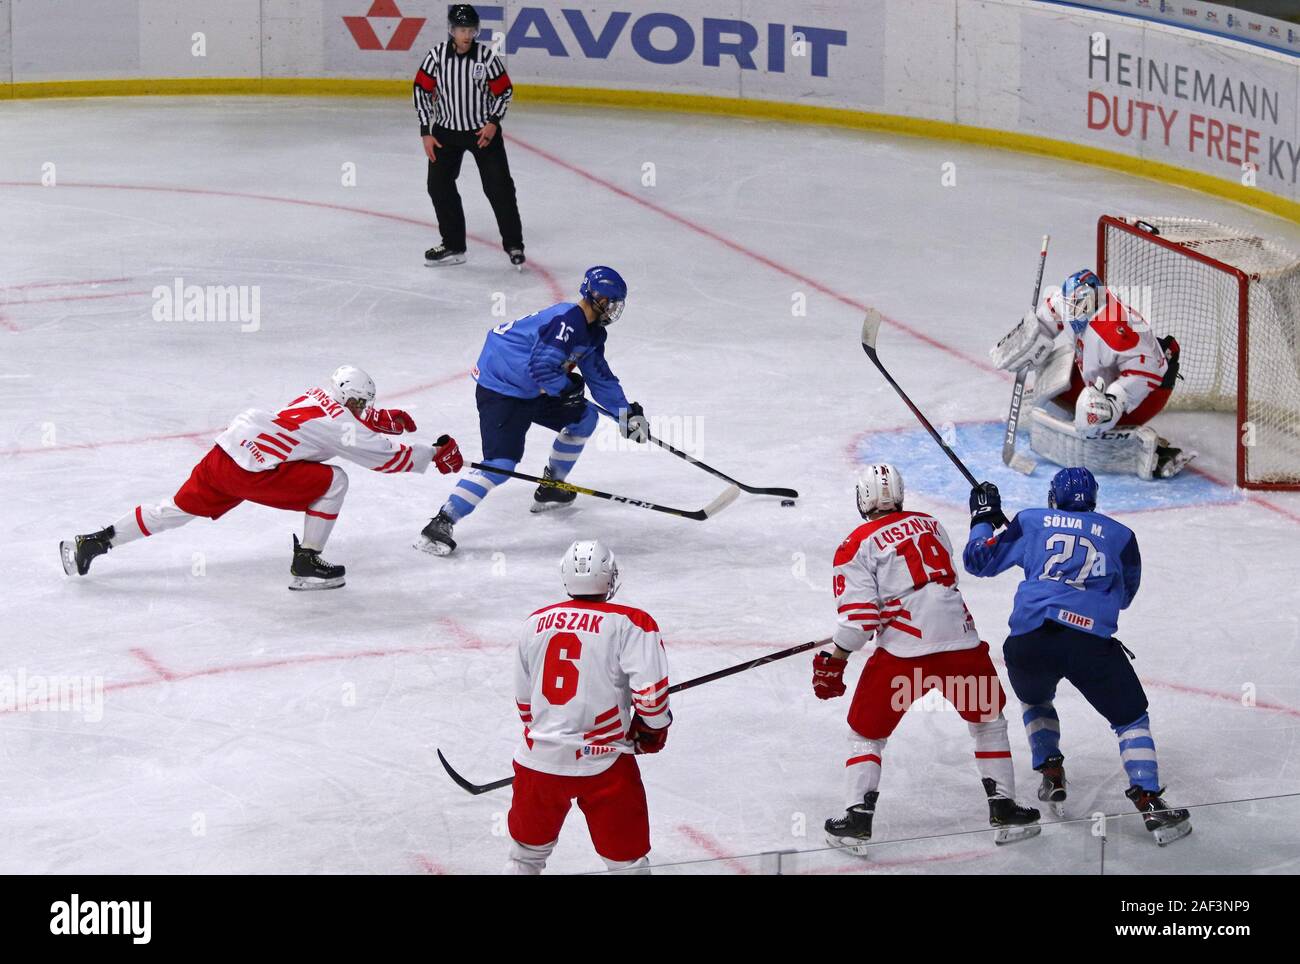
[1097,215,1300,490]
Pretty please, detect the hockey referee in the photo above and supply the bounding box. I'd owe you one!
[413,4,525,269]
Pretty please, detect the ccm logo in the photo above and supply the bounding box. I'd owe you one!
[1058,609,1094,630]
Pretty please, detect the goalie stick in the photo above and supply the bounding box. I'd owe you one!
[468,461,739,522]
[590,403,799,500]
[437,638,824,795]
[1001,235,1051,475]
[860,309,980,487]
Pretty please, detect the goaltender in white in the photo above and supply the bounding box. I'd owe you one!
[992,268,1195,480]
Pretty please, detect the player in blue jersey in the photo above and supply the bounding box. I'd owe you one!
[415,266,648,555]
[962,467,1191,845]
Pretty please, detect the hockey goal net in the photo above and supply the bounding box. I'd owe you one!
[1097,215,1300,490]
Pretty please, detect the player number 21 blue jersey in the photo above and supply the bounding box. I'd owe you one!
[963,508,1142,639]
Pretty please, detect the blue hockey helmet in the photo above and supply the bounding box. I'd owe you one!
[1061,269,1102,333]
[579,266,627,325]
[1048,466,1098,512]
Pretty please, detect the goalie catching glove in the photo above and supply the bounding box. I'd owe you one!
[1075,377,1127,438]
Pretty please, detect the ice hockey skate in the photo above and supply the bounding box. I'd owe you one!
[424,244,466,267]
[985,779,1042,845]
[1036,754,1067,817]
[416,511,457,556]
[1125,785,1192,846]
[824,792,878,857]
[530,467,577,513]
[289,535,345,591]
[59,526,115,576]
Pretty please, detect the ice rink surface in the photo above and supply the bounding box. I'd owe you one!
[2,97,1299,874]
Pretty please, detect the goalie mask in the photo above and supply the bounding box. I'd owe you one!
[560,539,620,600]
[1048,466,1098,512]
[329,364,376,415]
[856,463,904,518]
[1061,269,1102,332]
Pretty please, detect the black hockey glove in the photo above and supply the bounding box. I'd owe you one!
[558,373,586,415]
[969,481,1008,529]
[620,401,649,442]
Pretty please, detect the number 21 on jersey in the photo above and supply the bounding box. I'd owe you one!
[1040,533,1107,588]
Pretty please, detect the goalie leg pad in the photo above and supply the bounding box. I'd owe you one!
[1030,407,1160,480]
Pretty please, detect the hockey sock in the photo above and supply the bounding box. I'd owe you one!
[301,467,348,552]
[1113,713,1159,791]
[969,716,1016,797]
[110,500,197,546]
[444,458,514,521]
[599,855,650,874]
[1020,701,1061,768]
[503,838,556,875]
[547,408,598,482]
[844,735,886,807]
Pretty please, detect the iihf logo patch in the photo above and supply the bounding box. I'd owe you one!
[473,63,487,80]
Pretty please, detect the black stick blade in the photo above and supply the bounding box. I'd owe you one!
[437,749,513,795]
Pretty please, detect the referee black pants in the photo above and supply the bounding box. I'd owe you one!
[426,125,524,253]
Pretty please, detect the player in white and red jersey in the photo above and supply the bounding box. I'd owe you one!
[811,465,1040,852]
[59,365,463,590]
[505,539,671,874]
[993,268,1193,479]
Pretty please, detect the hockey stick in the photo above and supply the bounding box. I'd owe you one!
[468,461,739,521]
[1001,235,1051,475]
[860,309,980,488]
[591,403,799,500]
[437,638,823,795]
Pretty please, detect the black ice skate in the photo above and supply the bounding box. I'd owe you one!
[289,535,345,591]
[415,511,457,556]
[508,248,526,269]
[424,245,466,267]
[824,791,878,857]
[59,525,115,576]
[984,778,1042,845]
[531,467,577,513]
[1155,441,1196,478]
[1125,785,1192,846]
[1036,754,1067,817]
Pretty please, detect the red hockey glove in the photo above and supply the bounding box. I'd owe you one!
[629,714,669,754]
[364,408,418,435]
[812,651,848,700]
[433,434,463,474]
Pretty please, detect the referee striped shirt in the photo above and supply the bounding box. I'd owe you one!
[413,40,513,134]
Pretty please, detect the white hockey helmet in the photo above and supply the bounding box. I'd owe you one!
[329,365,376,414]
[560,539,620,600]
[856,463,904,518]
